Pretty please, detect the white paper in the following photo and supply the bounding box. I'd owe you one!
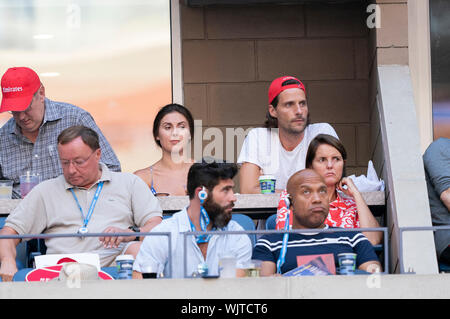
[34,253,101,270]
[348,160,385,192]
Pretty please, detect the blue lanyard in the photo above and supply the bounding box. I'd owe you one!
[149,166,157,195]
[188,194,214,244]
[150,185,157,196]
[276,210,290,274]
[70,181,104,228]
[189,205,213,244]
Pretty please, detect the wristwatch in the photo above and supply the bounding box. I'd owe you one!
[128,226,140,241]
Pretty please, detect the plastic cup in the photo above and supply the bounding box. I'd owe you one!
[259,175,276,194]
[19,174,40,198]
[116,255,134,280]
[0,180,13,199]
[338,253,357,275]
[219,256,237,278]
[243,259,262,277]
[140,261,159,279]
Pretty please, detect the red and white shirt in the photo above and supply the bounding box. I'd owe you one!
[275,190,360,230]
[326,191,360,228]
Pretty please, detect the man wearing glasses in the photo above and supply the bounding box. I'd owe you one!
[0,67,120,198]
[0,126,162,281]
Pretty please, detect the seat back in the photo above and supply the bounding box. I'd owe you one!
[439,262,450,273]
[265,214,277,230]
[231,214,256,247]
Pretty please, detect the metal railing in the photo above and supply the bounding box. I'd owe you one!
[398,225,450,274]
[183,227,389,278]
[0,227,389,280]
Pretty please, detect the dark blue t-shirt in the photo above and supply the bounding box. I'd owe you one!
[252,227,379,274]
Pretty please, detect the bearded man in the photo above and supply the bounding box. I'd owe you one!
[133,161,252,278]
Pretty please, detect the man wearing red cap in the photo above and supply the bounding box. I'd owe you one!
[237,75,338,193]
[0,67,121,198]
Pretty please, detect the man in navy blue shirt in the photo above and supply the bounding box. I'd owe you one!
[253,169,381,276]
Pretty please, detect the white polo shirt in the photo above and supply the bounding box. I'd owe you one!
[134,207,252,278]
[237,123,338,190]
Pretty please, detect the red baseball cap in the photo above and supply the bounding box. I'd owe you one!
[1,67,41,113]
[268,76,306,105]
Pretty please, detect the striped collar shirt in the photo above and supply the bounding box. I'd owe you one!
[252,227,378,274]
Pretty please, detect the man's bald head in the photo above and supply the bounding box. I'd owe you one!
[287,169,325,196]
[286,169,329,229]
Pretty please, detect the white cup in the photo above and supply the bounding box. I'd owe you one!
[140,261,161,279]
[259,175,276,194]
[243,259,262,277]
[219,256,237,278]
[0,180,13,199]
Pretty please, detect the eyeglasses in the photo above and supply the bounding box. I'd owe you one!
[60,150,97,168]
[9,103,33,116]
[8,88,40,116]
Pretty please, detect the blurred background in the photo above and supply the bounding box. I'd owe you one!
[0,0,172,173]
[430,0,450,139]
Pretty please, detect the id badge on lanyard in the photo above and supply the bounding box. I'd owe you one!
[70,181,104,235]
[189,205,212,244]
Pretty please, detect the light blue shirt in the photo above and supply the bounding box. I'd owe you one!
[134,207,252,278]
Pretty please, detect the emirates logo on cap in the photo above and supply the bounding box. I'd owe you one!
[2,87,23,93]
[1,67,41,113]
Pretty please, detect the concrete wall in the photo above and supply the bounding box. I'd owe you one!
[377,65,437,274]
[369,0,433,153]
[373,0,409,65]
[407,0,433,152]
[2,274,450,298]
[179,1,373,178]
[368,0,411,273]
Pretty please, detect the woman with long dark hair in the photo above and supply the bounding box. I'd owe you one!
[134,103,195,196]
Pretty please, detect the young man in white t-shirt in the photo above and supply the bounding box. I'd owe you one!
[237,75,338,193]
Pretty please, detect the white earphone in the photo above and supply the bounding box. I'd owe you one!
[198,186,208,203]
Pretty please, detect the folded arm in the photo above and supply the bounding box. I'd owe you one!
[440,188,450,211]
[339,177,382,245]
[0,226,21,282]
[239,162,262,194]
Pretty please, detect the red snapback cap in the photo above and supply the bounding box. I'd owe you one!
[268,75,306,105]
[1,67,41,113]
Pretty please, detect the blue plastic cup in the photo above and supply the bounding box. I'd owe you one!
[338,253,357,275]
[259,175,276,194]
